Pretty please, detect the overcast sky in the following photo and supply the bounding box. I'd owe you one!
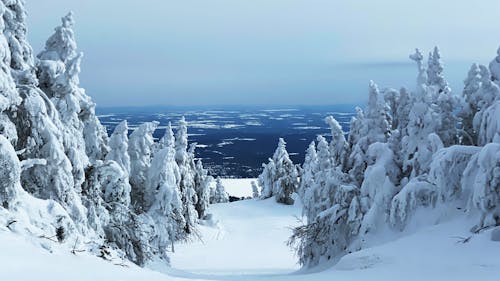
[25,0,500,107]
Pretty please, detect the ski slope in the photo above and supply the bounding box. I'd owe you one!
[1,179,499,281]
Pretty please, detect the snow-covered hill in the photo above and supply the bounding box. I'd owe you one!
[2,179,498,281]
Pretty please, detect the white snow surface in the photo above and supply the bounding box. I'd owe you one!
[210,178,256,198]
[1,178,499,281]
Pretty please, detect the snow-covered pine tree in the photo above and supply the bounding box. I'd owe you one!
[258,159,275,199]
[313,135,334,209]
[426,47,451,95]
[396,87,412,137]
[0,5,222,267]
[213,177,229,203]
[346,107,367,185]
[0,135,21,208]
[302,136,345,220]
[385,87,411,172]
[475,66,500,146]
[0,3,21,146]
[347,81,390,186]
[382,88,399,130]
[146,145,186,250]
[290,134,360,267]
[460,64,482,145]
[409,48,428,97]
[298,141,317,202]
[425,47,459,146]
[173,117,198,234]
[325,115,348,170]
[157,121,175,151]
[128,121,159,210]
[80,161,111,235]
[272,138,299,205]
[4,10,89,226]
[258,138,298,205]
[37,12,109,188]
[489,46,500,83]
[175,117,189,165]
[193,159,211,219]
[289,182,361,267]
[105,120,131,175]
[401,49,446,178]
[463,143,500,231]
[359,142,399,235]
[291,47,500,269]
[251,181,260,198]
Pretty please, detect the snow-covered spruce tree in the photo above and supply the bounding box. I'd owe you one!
[291,46,500,268]
[395,87,412,137]
[105,120,131,175]
[409,48,428,96]
[463,143,500,231]
[0,135,21,208]
[272,138,299,205]
[384,87,411,171]
[475,67,500,146]
[297,141,317,202]
[428,145,481,203]
[304,135,334,218]
[146,145,186,251]
[390,48,499,231]
[399,49,446,178]
[426,47,451,95]
[346,107,366,185]
[0,5,220,267]
[490,46,500,83]
[0,3,21,146]
[128,121,159,210]
[382,88,399,131]
[213,177,229,203]
[292,124,363,267]
[16,68,89,231]
[37,12,110,189]
[477,100,500,145]
[359,142,399,235]
[427,47,459,147]
[460,63,482,145]
[347,81,390,186]
[325,115,348,170]
[258,158,275,198]
[289,182,361,267]
[80,162,111,235]
[258,138,298,205]
[174,117,198,234]
[251,180,260,198]
[193,159,211,219]
[175,117,189,164]
[156,121,175,152]
[36,12,88,150]
[83,119,132,237]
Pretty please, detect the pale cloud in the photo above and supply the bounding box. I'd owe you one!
[26,0,500,106]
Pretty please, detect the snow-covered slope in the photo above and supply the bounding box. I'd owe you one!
[0,231,185,281]
[211,178,257,198]
[1,179,499,281]
[170,192,301,275]
[170,179,500,281]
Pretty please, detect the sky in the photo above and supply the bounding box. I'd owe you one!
[26,0,500,107]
